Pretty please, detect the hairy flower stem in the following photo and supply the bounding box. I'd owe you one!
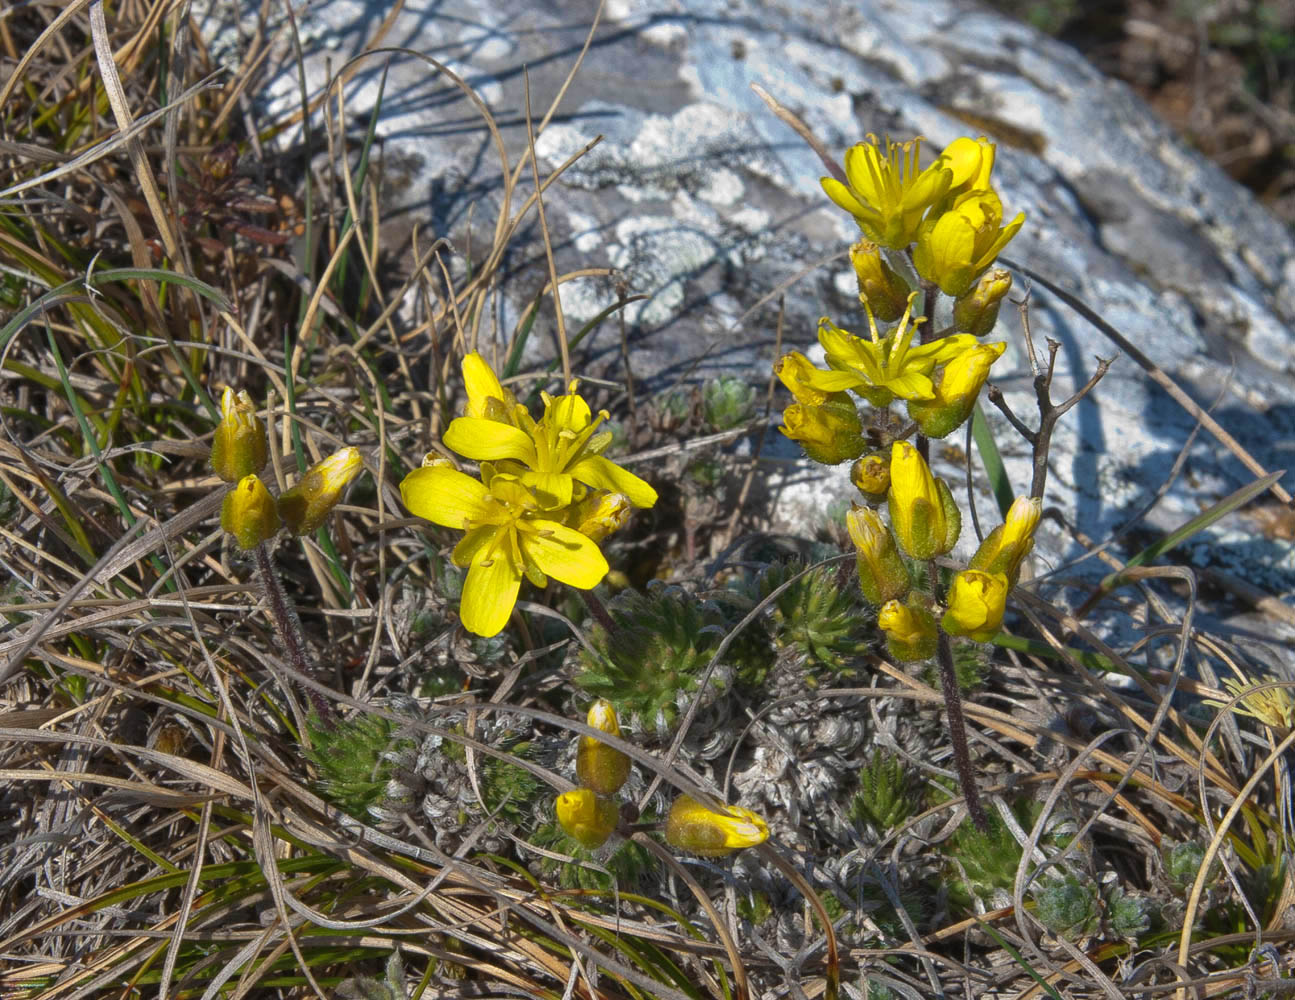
[253,542,335,725]
[937,629,988,830]
[581,588,616,634]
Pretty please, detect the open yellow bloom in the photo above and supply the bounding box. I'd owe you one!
[821,135,953,248]
[555,788,619,849]
[444,373,656,511]
[811,296,978,407]
[914,188,1025,297]
[942,570,1009,642]
[664,795,768,857]
[400,465,609,637]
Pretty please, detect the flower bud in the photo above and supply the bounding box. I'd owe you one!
[576,699,631,796]
[775,351,830,405]
[462,351,519,423]
[664,795,768,857]
[953,268,1012,337]
[569,491,633,544]
[845,504,911,605]
[221,474,281,549]
[849,241,911,322]
[850,451,890,502]
[210,387,268,483]
[887,442,960,559]
[555,788,619,849]
[780,396,866,465]
[969,495,1042,585]
[907,342,1006,438]
[278,447,363,536]
[878,597,938,662]
[942,569,1009,642]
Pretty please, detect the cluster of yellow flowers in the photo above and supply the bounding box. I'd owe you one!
[400,354,658,637]
[779,134,1039,658]
[555,699,769,856]
[211,387,363,548]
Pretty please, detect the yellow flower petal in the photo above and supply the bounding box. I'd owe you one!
[463,351,507,419]
[568,455,658,509]
[460,547,522,636]
[524,520,609,589]
[444,417,537,464]
[400,465,489,528]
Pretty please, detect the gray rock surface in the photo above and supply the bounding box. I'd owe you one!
[197,0,1295,606]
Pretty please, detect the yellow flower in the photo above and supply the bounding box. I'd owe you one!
[849,240,911,322]
[941,570,1009,642]
[953,267,1013,337]
[567,490,634,543]
[888,441,960,559]
[969,496,1042,585]
[940,136,997,199]
[1205,676,1295,730]
[400,465,609,637]
[907,341,1006,438]
[845,504,911,605]
[444,368,656,511]
[813,296,979,407]
[221,474,281,549]
[779,397,866,465]
[775,351,832,405]
[878,598,937,662]
[913,188,1025,297]
[462,351,521,423]
[821,135,953,248]
[850,451,891,500]
[664,795,768,857]
[278,447,364,535]
[210,387,268,483]
[576,699,631,797]
[555,788,619,849]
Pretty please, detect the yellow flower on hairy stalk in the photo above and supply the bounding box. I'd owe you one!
[779,396,866,465]
[1204,675,1295,731]
[913,187,1026,297]
[845,504,911,605]
[221,474,281,549]
[812,296,979,407]
[210,387,268,483]
[278,447,364,535]
[400,465,609,637]
[555,788,619,849]
[576,699,631,797]
[444,367,656,511]
[888,441,960,559]
[941,569,1009,642]
[849,241,911,322]
[878,597,937,662]
[969,496,1042,586]
[664,795,768,857]
[821,135,953,249]
[953,268,1013,337]
[907,341,1006,439]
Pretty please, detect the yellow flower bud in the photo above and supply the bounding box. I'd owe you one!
[850,452,891,501]
[221,474,281,549]
[969,496,1042,585]
[569,491,633,544]
[774,351,829,405]
[780,397,866,466]
[907,342,1006,438]
[849,240,911,322]
[664,795,768,857]
[942,570,1009,642]
[953,268,1012,337]
[462,351,519,423]
[576,699,631,797]
[845,504,911,605]
[278,447,363,536]
[887,442,960,559]
[555,788,619,850]
[878,598,938,662]
[210,387,268,483]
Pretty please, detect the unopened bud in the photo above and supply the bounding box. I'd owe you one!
[664,795,768,857]
[780,396,866,465]
[878,597,938,662]
[887,442,960,559]
[969,496,1042,585]
[278,447,363,536]
[570,492,633,544]
[953,268,1012,337]
[907,342,1005,438]
[221,474,281,549]
[555,788,619,849]
[210,387,268,483]
[942,569,1009,642]
[576,699,631,796]
[850,451,891,501]
[845,504,911,605]
[849,240,911,322]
